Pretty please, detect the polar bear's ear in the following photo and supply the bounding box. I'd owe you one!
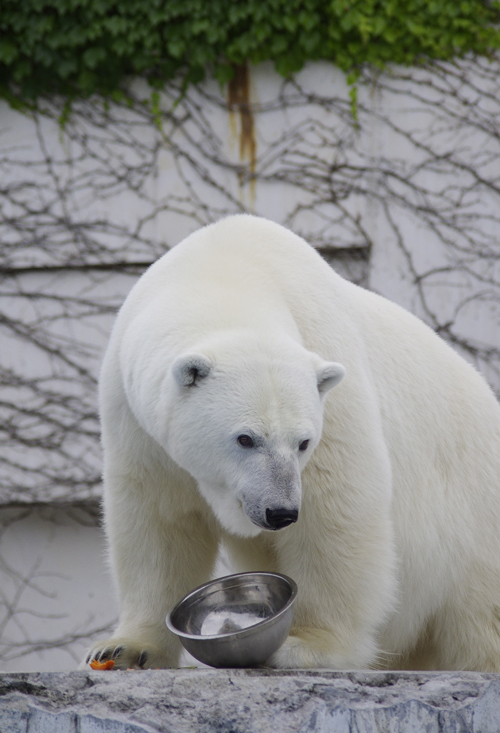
[316,362,345,394]
[172,354,212,387]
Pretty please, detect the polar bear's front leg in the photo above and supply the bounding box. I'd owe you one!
[269,626,379,669]
[268,453,397,670]
[268,541,394,670]
[268,527,397,670]
[82,470,219,670]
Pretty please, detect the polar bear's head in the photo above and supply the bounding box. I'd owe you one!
[165,333,345,538]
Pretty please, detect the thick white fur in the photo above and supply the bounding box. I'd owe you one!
[84,215,500,671]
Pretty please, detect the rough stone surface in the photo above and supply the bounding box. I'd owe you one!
[1,669,500,732]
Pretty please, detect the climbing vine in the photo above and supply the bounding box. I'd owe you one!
[1,0,500,103]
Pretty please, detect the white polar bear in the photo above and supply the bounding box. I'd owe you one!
[84,214,500,671]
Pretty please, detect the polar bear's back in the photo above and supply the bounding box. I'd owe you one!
[116,215,362,353]
[128,215,342,305]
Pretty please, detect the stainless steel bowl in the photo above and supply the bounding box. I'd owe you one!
[166,571,297,668]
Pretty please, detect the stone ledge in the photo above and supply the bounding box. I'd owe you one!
[2,669,500,732]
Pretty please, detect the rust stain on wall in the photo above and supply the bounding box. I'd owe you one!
[227,63,256,202]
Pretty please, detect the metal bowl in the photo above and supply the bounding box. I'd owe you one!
[166,571,297,668]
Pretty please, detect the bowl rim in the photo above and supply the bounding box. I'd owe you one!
[165,571,297,642]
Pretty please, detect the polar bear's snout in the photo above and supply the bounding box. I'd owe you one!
[265,507,299,530]
[240,451,302,532]
[245,499,300,531]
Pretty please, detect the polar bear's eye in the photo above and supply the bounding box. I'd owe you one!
[237,435,254,448]
[299,440,310,452]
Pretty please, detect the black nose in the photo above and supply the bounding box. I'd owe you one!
[265,508,299,530]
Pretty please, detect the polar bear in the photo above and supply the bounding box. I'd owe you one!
[84,214,500,671]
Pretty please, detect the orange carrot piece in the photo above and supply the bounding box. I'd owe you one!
[90,659,115,671]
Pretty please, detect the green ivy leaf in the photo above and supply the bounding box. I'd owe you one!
[82,46,106,69]
[0,41,18,64]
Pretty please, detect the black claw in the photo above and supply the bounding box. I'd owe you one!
[97,648,111,662]
[138,651,148,669]
[112,645,124,660]
[86,652,93,665]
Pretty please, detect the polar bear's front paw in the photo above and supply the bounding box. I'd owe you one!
[81,639,169,670]
[268,628,374,669]
[268,631,326,669]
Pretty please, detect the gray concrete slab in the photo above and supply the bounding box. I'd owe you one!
[1,669,500,732]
